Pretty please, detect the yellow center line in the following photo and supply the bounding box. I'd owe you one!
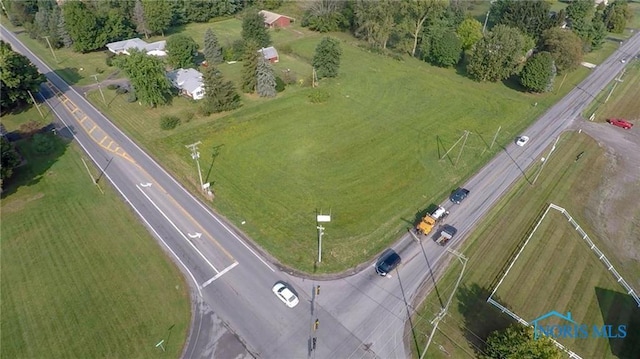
[88,124,97,134]
[99,136,108,145]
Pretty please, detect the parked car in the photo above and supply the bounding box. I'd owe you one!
[607,118,633,130]
[272,282,299,308]
[450,188,470,204]
[516,136,530,146]
[375,249,401,276]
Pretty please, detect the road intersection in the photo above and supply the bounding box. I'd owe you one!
[3,25,639,358]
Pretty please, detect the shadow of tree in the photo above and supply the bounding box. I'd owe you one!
[457,283,512,354]
[1,128,70,198]
[595,287,640,358]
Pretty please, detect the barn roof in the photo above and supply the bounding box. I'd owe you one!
[258,10,292,25]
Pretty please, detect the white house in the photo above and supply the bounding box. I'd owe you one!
[106,38,167,57]
[167,68,205,100]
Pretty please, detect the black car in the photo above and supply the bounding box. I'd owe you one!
[375,249,401,276]
[450,187,470,204]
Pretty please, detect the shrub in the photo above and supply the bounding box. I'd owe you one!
[281,70,297,85]
[107,84,119,90]
[183,111,195,123]
[308,89,329,103]
[32,133,56,154]
[280,44,292,55]
[126,92,137,103]
[95,67,104,74]
[275,77,285,92]
[105,51,115,66]
[160,115,181,130]
[115,87,128,95]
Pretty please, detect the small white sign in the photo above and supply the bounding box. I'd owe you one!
[317,215,331,223]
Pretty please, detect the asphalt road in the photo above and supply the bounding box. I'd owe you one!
[3,25,639,359]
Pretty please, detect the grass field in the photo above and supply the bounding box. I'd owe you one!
[0,108,190,358]
[410,132,640,359]
[583,61,640,121]
[81,17,624,273]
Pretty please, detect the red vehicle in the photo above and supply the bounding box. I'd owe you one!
[607,119,633,130]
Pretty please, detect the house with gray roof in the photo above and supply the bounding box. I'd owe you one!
[106,38,167,57]
[167,68,205,100]
[258,46,279,63]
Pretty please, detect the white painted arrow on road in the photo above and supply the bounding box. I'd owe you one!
[140,182,152,187]
[188,232,202,239]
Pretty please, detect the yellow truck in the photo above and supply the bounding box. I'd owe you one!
[416,206,449,236]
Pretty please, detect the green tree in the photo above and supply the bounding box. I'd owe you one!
[400,0,444,57]
[203,28,223,65]
[102,9,134,43]
[3,0,38,26]
[132,0,149,39]
[1,136,20,188]
[0,40,46,113]
[354,0,398,49]
[201,66,242,114]
[603,1,630,34]
[590,16,607,50]
[302,0,348,33]
[62,0,105,53]
[566,0,595,24]
[241,9,271,48]
[256,55,276,97]
[429,30,462,67]
[166,34,199,68]
[312,36,342,79]
[142,0,171,36]
[541,27,583,73]
[519,51,556,92]
[241,41,260,93]
[115,50,172,107]
[185,0,216,23]
[466,25,531,82]
[494,0,553,40]
[482,325,562,359]
[57,9,73,48]
[456,18,483,50]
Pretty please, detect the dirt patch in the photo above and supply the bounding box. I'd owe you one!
[1,192,45,213]
[575,120,640,275]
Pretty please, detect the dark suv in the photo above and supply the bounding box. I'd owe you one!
[450,188,470,204]
[375,249,401,276]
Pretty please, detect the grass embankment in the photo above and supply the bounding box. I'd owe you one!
[0,108,190,358]
[84,18,623,273]
[583,61,640,121]
[412,132,640,359]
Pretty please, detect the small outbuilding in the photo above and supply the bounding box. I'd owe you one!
[167,68,205,100]
[258,46,279,63]
[259,10,294,28]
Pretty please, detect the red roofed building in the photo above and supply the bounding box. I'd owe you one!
[259,10,294,28]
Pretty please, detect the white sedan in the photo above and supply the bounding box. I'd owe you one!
[516,136,530,146]
[272,282,299,308]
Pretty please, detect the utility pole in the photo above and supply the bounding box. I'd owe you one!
[186,142,204,191]
[483,9,490,34]
[91,74,107,105]
[27,90,44,118]
[42,36,58,62]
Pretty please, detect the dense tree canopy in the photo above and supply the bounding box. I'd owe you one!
[354,0,397,49]
[114,50,172,107]
[467,25,532,82]
[142,0,171,36]
[301,0,349,33]
[492,0,553,40]
[428,30,462,67]
[62,0,105,53]
[312,37,342,79]
[541,28,583,73]
[241,41,260,93]
[0,40,46,113]
[1,136,20,188]
[166,34,199,69]
[603,0,631,34]
[241,9,270,48]
[519,51,556,93]
[482,325,562,359]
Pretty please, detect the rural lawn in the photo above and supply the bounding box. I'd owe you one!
[0,109,190,358]
[84,20,621,273]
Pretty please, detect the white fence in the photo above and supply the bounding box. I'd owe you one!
[549,204,640,307]
[486,202,640,359]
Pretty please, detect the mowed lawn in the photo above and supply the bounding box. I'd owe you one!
[588,61,640,122]
[0,109,190,358]
[85,20,610,273]
[412,132,640,359]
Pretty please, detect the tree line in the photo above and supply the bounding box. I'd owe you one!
[300,0,633,92]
